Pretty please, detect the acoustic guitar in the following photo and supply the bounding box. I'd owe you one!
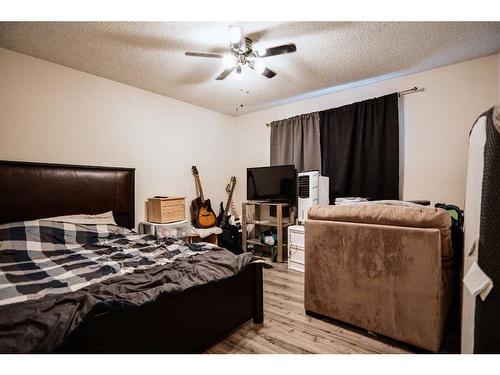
[190,166,217,228]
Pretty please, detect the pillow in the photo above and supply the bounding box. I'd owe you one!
[41,211,117,226]
[367,200,423,207]
[0,215,129,249]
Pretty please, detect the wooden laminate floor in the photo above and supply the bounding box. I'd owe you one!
[207,263,412,354]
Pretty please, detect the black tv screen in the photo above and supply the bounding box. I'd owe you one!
[247,165,296,202]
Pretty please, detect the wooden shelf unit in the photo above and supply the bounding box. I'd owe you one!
[242,201,295,263]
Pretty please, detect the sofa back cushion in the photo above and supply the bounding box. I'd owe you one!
[308,204,452,258]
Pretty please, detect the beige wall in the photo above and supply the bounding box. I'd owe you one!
[233,55,499,209]
[0,47,237,225]
[1,47,499,226]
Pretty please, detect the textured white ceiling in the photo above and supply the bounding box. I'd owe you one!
[1,22,499,115]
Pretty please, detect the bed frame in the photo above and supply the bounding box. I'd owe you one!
[0,160,263,353]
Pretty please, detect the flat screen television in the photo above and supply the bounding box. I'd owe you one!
[247,165,296,203]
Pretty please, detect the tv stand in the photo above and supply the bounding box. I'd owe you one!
[242,201,295,263]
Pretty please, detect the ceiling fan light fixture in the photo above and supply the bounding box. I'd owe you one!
[185,26,296,81]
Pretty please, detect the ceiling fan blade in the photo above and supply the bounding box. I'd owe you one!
[215,66,236,80]
[249,60,277,79]
[258,43,297,57]
[261,67,277,79]
[185,52,224,58]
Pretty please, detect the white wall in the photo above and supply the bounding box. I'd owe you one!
[233,55,499,209]
[1,48,499,225]
[0,47,237,225]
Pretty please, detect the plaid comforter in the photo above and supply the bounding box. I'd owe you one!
[0,219,216,306]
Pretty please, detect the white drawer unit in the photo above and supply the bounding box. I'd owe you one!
[288,225,305,273]
[289,229,305,248]
[138,220,192,239]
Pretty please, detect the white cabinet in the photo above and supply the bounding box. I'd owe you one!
[288,225,305,273]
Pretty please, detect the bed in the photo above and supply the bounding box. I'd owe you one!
[0,160,263,353]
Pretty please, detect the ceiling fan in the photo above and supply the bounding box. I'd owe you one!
[185,25,297,81]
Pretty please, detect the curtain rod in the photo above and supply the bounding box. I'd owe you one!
[266,87,424,127]
[398,86,424,96]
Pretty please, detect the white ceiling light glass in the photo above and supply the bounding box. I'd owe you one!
[229,25,242,45]
[256,48,267,57]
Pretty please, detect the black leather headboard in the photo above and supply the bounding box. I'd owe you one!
[0,160,135,229]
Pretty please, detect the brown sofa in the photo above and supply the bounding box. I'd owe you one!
[304,204,454,352]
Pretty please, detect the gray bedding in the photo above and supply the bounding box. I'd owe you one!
[0,220,254,353]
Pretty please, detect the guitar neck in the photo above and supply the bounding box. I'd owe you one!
[195,175,205,202]
[226,189,235,214]
[222,180,236,222]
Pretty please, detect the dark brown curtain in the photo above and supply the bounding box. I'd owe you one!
[320,93,399,202]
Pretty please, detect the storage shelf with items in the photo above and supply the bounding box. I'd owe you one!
[242,201,295,263]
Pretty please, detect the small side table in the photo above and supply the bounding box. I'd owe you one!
[187,226,222,246]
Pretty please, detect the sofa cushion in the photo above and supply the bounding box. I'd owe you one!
[309,203,450,229]
[308,204,453,258]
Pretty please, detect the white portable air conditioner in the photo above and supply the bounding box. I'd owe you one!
[298,171,329,224]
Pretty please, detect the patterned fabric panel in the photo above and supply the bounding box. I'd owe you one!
[0,220,217,306]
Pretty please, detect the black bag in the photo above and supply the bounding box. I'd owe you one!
[218,225,242,255]
[435,203,465,351]
[435,203,463,228]
[435,203,464,261]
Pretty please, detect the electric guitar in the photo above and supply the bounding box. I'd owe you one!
[217,176,237,227]
[217,176,242,254]
[190,166,217,228]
